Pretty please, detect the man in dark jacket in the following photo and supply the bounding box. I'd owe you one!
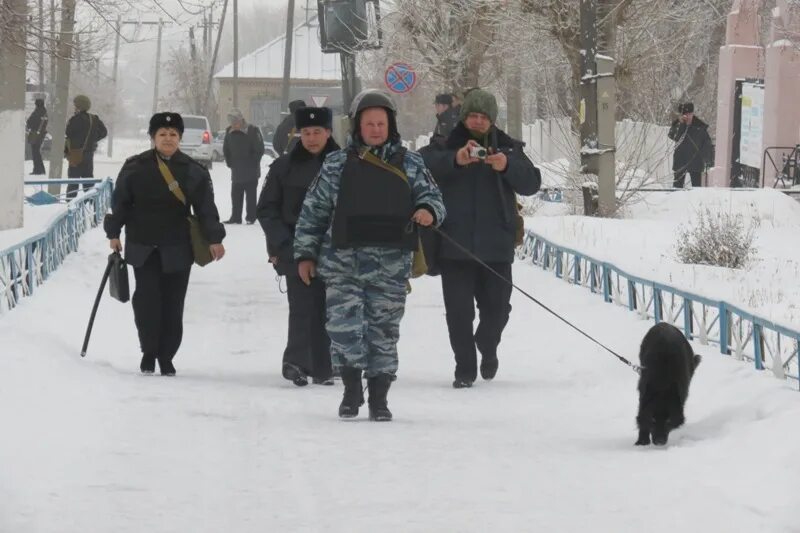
[668,102,713,188]
[223,108,265,224]
[64,94,107,199]
[422,89,541,389]
[272,99,306,155]
[104,112,226,375]
[257,107,340,387]
[431,93,459,145]
[26,98,48,175]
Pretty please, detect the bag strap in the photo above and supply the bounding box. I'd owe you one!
[78,114,94,150]
[156,155,188,205]
[358,147,409,186]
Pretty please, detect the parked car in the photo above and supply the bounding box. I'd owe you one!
[211,130,225,162]
[180,114,213,169]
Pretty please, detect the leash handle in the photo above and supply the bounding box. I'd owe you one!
[429,225,641,374]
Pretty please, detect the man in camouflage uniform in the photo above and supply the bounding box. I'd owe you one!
[294,89,446,421]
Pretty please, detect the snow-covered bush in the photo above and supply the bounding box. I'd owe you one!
[675,208,759,269]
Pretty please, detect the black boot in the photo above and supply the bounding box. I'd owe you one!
[140,353,156,374]
[338,366,364,418]
[367,374,393,422]
[158,356,176,376]
[480,358,498,380]
[282,362,308,387]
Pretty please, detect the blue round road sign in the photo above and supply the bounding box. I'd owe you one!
[384,63,417,94]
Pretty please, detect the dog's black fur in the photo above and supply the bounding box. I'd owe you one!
[635,323,701,446]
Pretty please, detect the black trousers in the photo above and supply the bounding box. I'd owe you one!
[440,259,513,381]
[673,171,702,188]
[30,141,45,174]
[132,250,192,361]
[230,181,258,223]
[66,154,95,199]
[283,275,332,379]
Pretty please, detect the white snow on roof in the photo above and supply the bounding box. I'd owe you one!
[215,17,341,81]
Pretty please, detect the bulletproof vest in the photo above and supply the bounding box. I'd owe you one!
[331,147,417,251]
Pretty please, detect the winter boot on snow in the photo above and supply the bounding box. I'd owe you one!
[480,358,499,381]
[140,353,156,374]
[158,356,176,377]
[338,366,364,418]
[282,362,309,387]
[367,374,393,422]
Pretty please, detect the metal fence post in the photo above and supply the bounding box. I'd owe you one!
[754,325,764,370]
[719,303,729,355]
[683,299,693,339]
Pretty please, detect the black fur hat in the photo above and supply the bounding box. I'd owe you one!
[435,94,453,105]
[148,112,184,137]
[295,107,332,130]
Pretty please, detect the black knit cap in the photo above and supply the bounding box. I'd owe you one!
[148,112,185,137]
[678,102,695,114]
[295,107,332,130]
[435,94,453,105]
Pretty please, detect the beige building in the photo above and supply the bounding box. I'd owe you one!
[214,15,343,135]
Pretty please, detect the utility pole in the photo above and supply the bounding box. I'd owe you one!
[152,18,164,114]
[0,0,28,229]
[205,0,229,118]
[108,16,121,158]
[49,0,56,92]
[202,10,208,58]
[48,0,76,189]
[579,0,616,216]
[280,0,296,112]
[38,0,45,91]
[507,62,523,140]
[232,0,239,108]
[189,27,202,114]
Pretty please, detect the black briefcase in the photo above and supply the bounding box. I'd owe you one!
[108,252,130,303]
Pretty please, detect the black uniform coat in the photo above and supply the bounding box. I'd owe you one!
[223,124,265,183]
[65,111,107,177]
[26,106,48,142]
[422,122,541,264]
[104,149,226,273]
[256,137,340,276]
[668,117,713,173]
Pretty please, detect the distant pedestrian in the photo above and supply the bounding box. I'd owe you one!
[273,100,306,155]
[430,93,459,146]
[26,98,48,175]
[668,103,713,188]
[64,95,107,199]
[223,108,264,224]
[257,107,340,387]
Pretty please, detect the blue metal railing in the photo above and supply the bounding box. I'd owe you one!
[518,230,800,388]
[0,179,113,314]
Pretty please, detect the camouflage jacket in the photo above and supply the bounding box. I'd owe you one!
[294,139,446,281]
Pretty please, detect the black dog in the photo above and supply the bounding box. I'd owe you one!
[635,323,701,446]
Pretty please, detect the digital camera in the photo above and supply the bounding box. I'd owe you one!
[469,146,488,159]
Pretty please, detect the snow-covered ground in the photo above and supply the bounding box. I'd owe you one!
[2,152,799,532]
[528,188,800,331]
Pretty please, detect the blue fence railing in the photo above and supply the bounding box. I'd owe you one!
[518,230,800,389]
[0,179,113,314]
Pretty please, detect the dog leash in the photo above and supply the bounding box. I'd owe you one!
[429,225,642,375]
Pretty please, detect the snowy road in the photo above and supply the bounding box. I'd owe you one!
[1,165,799,532]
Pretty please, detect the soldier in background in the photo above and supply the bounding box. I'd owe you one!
[223,108,264,224]
[294,90,446,421]
[26,98,48,175]
[273,99,307,155]
[430,94,459,145]
[64,95,107,199]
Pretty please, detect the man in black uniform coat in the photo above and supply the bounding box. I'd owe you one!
[104,112,226,376]
[64,94,107,199]
[422,89,541,388]
[26,98,48,175]
[272,99,306,155]
[430,93,459,146]
[257,107,340,386]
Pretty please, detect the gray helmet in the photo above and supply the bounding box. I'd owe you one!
[349,89,397,117]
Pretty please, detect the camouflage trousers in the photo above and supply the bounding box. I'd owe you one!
[325,274,407,378]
